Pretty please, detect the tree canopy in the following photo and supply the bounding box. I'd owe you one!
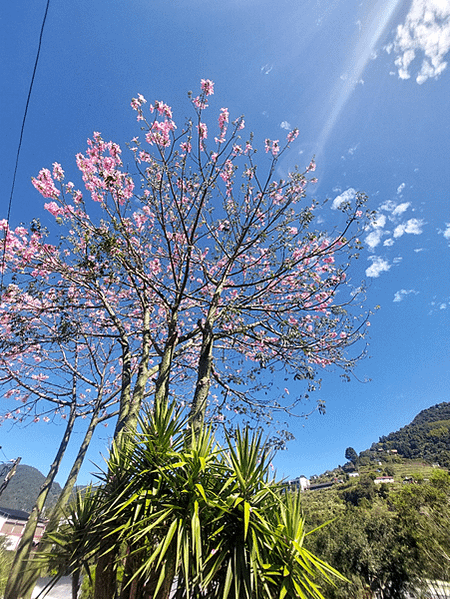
[1,80,373,599]
[0,80,372,445]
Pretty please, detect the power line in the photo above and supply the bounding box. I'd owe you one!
[0,0,51,292]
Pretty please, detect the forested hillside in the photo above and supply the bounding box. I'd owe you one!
[299,402,450,598]
[374,401,450,466]
[0,465,61,513]
[303,468,450,598]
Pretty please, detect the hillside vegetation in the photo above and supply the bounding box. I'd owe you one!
[373,401,450,466]
[300,402,450,598]
[0,465,61,513]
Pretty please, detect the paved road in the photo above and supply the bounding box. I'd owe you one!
[31,576,73,599]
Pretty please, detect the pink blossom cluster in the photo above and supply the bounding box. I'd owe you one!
[197,123,208,140]
[150,100,173,119]
[180,141,192,154]
[306,159,316,172]
[193,96,209,109]
[264,139,280,157]
[287,128,300,143]
[146,119,176,148]
[31,168,61,199]
[72,134,134,204]
[130,93,147,111]
[200,79,214,96]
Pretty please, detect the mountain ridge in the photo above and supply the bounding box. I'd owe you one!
[0,464,62,514]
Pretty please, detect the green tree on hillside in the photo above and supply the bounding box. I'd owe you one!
[345,447,359,467]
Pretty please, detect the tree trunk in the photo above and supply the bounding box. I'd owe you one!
[4,403,77,599]
[189,323,214,434]
[95,316,154,599]
[21,408,102,599]
[72,569,80,599]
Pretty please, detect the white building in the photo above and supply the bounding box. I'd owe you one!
[0,507,47,550]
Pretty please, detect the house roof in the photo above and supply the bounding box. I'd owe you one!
[0,507,30,520]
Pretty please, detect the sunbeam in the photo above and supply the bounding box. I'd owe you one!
[315,0,404,157]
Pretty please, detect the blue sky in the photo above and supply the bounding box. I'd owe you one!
[1,0,449,485]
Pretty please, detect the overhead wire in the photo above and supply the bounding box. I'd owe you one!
[0,0,51,292]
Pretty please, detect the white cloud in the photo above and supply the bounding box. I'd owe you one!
[373,214,387,228]
[393,288,419,302]
[393,218,425,238]
[380,200,411,216]
[396,183,406,195]
[365,229,384,250]
[392,201,411,216]
[280,121,291,130]
[331,188,356,210]
[391,0,450,84]
[440,302,447,310]
[442,223,450,239]
[366,256,391,278]
[414,247,425,252]
[365,213,388,250]
[261,64,273,75]
[380,200,397,212]
[384,238,395,247]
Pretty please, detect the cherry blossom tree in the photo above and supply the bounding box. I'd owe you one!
[1,79,372,598]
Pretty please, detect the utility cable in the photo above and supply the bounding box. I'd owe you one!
[0,0,51,292]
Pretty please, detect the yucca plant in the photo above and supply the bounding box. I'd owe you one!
[96,406,345,599]
[29,485,104,599]
[37,404,346,599]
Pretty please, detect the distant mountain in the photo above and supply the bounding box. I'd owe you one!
[0,464,62,514]
[373,401,450,467]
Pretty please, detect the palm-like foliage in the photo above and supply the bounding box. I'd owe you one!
[37,405,345,599]
[30,485,104,599]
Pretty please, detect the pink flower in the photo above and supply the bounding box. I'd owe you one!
[193,96,208,109]
[52,163,64,181]
[287,128,299,143]
[200,79,214,96]
[218,108,229,129]
[306,160,316,172]
[153,100,172,118]
[131,94,146,110]
[220,160,234,183]
[44,201,64,218]
[197,123,208,140]
[180,141,192,153]
[32,168,60,199]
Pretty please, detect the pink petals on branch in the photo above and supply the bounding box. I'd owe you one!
[31,168,60,199]
[200,79,215,96]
